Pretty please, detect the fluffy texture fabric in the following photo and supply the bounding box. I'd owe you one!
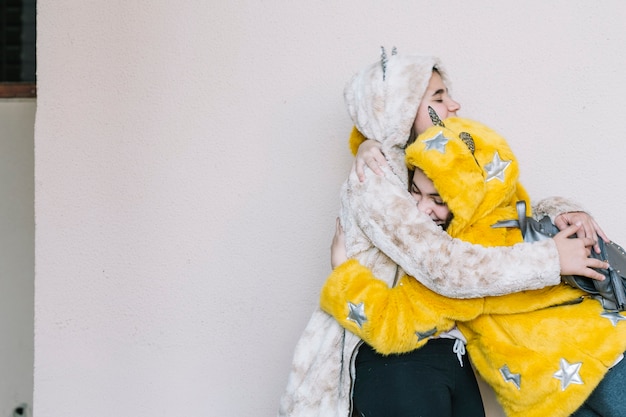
[406,118,527,242]
[343,54,449,182]
[278,52,582,417]
[320,117,626,417]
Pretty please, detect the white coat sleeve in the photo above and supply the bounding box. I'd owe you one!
[343,167,563,298]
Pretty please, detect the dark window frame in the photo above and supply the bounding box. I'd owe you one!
[0,82,36,97]
[0,0,36,98]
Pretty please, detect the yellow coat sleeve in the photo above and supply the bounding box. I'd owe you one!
[320,259,484,355]
[348,126,367,156]
[482,284,586,315]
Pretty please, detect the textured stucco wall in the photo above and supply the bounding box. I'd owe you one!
[35,1,626,416]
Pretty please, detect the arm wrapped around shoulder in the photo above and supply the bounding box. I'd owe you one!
[344,169,563,297]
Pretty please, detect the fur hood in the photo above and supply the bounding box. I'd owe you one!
[406,116,529,244]
[344,52,448,183]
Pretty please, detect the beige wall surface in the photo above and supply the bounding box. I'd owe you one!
[35,1,626,416]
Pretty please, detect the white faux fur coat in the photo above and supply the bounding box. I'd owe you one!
[277,52,583,417]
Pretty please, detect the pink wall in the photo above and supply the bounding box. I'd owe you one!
[35,1,626,416]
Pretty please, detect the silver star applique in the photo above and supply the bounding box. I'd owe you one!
[553,358,584,390]
[347,301,367,328]
[423,131,449,154]
[600,310,626,327]
[415,327,437,341]
[484,151,511,182]
[499,364,521,390]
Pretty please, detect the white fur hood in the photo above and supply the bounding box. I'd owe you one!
[344,51,448,179]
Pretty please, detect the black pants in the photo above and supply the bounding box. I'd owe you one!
[352,339,485,417]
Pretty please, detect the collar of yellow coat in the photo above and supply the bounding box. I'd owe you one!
[405,117,529,246]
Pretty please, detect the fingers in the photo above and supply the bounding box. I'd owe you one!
[367,153,387,175]
[576,258,609,281]
[353,156,384,182]
[354,159,366,183]
[566,258,608,281]
[592,219,610,243]
[335,217,343,233]
[333,217,344,239]
[555,212,611,252]
[553,215,567,231]
[567,252,610,281]
[588,219,610,253]
[579,268,605,281]
[354,140,387,182]
[578,237,596,254]
[587,258,609,271]
[330,218,348,269]
[553,223,610,278]
[580,221,599,251]
[555,223,583,239]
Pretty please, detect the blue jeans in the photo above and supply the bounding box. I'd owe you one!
[352,339,485,417]
[571,353,626,417]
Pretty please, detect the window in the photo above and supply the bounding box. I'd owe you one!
[0,0,36,97]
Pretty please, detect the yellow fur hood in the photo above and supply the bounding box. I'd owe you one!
[405,116,528,245]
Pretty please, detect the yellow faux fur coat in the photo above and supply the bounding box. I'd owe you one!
[320,117,626,417]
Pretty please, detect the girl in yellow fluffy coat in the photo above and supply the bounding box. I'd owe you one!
[323,114,626,417]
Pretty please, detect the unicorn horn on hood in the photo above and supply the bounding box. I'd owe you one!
[428,106,476,154]
[380,46,398,81]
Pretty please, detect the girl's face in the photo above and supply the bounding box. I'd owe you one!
[410,168,452,229]
[413,70,460,135]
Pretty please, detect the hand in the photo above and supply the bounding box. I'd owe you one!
[353,140,387,182]
[553,223,609,280]
[330,218,348,269]
[555,211,610,254]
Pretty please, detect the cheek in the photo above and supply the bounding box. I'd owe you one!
[435,206,451,220]
[415,103,448,134]
[414,112,431,135]
[429,103,449,119]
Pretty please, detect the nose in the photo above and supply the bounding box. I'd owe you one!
[416,198,434,215]
[448,98,461,113]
